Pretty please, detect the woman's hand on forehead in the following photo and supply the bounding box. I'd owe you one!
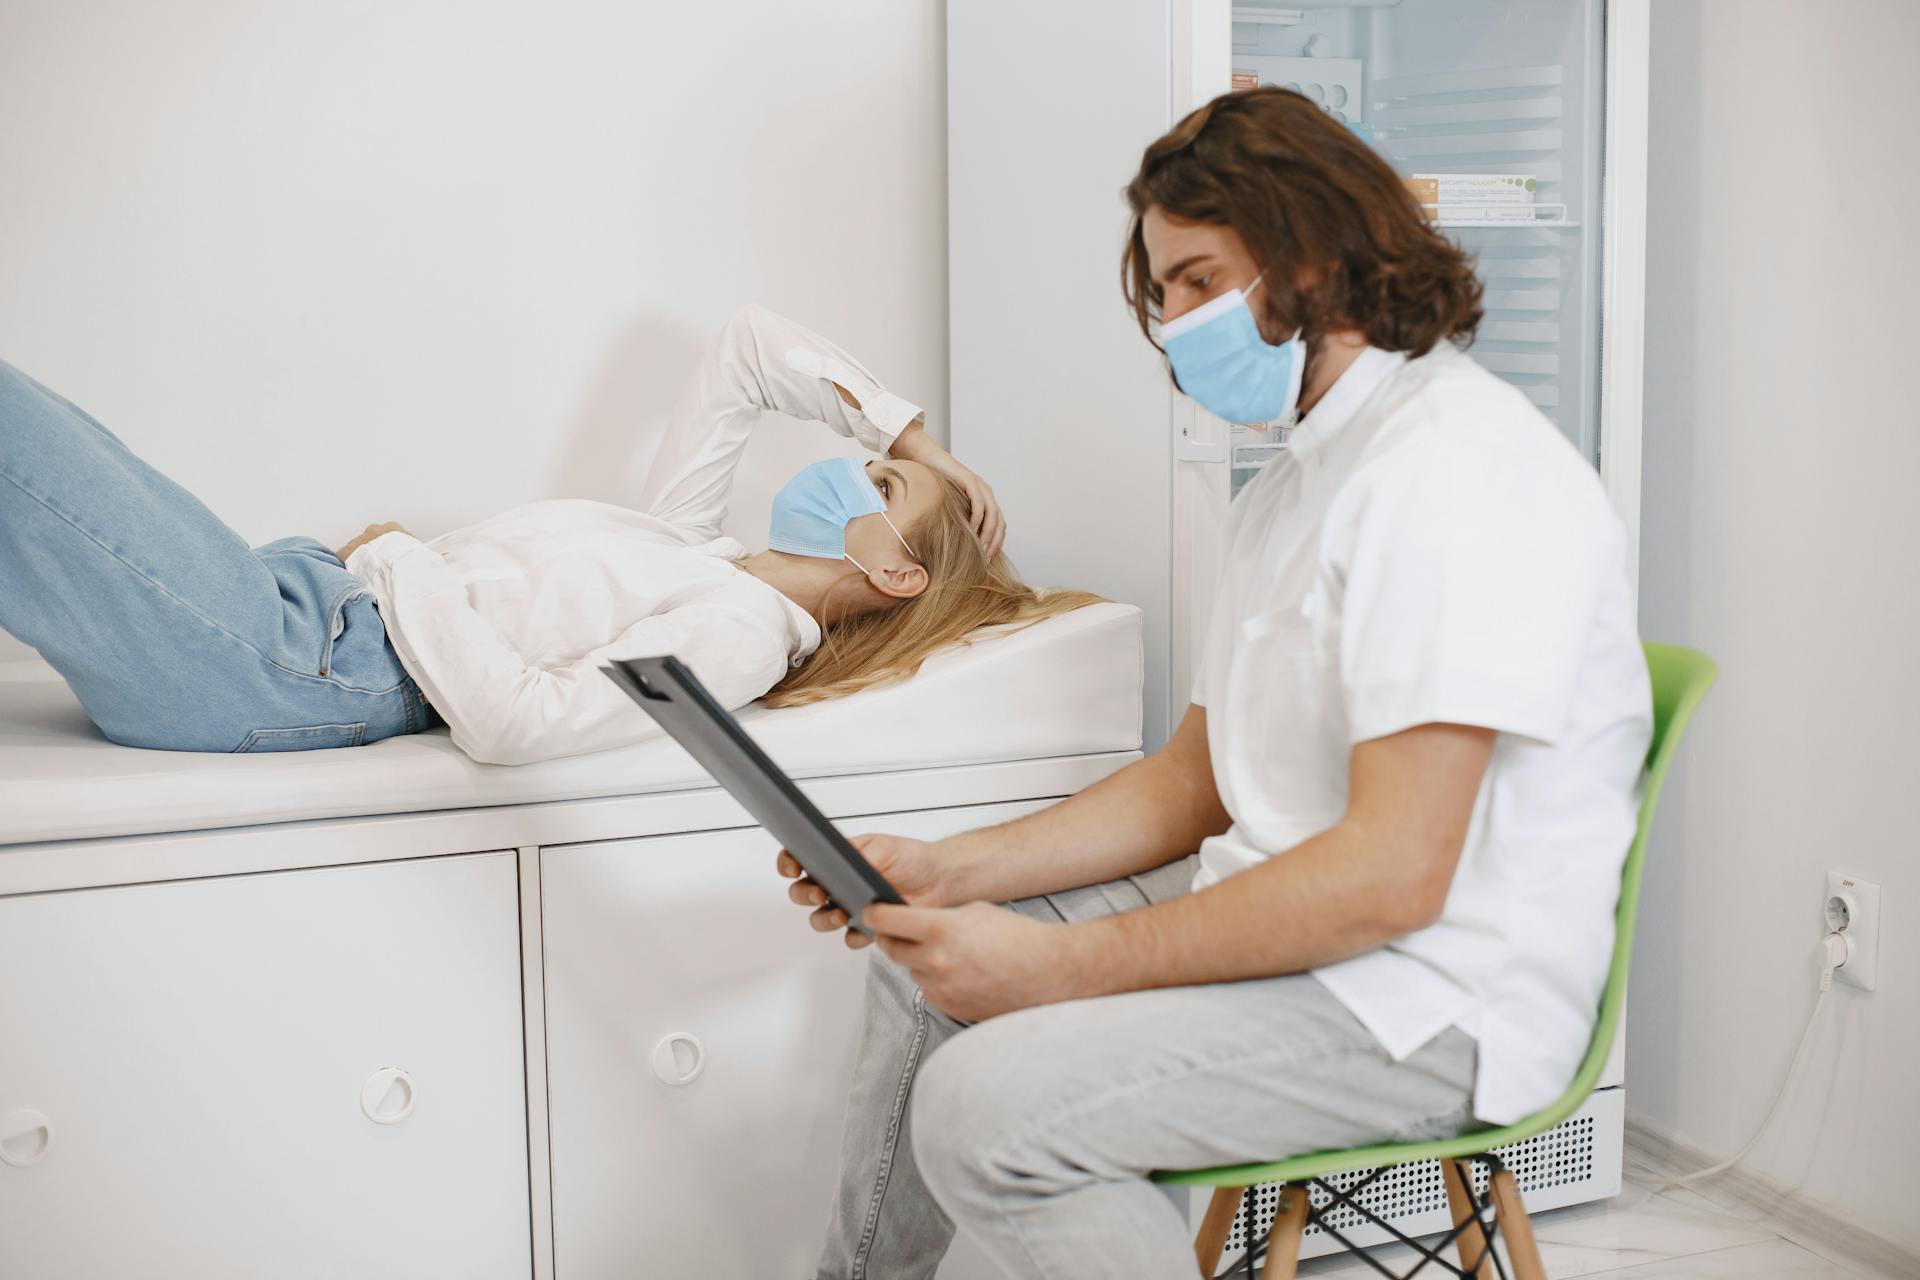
[887,422,1007,558]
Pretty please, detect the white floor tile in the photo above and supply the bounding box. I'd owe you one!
[1523,1180,1778,1275]
[1292,1239,1425,1278]
[1282,1164,1875,1280]
[1588,1238,1857,1277]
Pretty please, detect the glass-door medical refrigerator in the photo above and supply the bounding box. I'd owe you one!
[948,0,1648,1261]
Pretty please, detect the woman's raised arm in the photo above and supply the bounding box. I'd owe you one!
[637,304,925,541]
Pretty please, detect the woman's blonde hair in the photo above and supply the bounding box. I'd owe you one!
[764,475,1103,708]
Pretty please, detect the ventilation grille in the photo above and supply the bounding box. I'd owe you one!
[1225,1114,1597,1252]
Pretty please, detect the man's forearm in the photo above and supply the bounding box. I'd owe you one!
[1051,722,1494,997]
[1054,820,1435,997]
[937,707,1230,905]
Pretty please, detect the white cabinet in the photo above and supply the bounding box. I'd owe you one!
[541,800,1053,1279]
[0,853,532,1279]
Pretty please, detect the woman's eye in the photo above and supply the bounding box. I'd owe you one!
[1191,274,1212,291]
[878,479,890,497]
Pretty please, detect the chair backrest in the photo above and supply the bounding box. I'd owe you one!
[1548,641,1719,1113]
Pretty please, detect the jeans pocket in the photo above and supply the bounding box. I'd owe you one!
[319,586,369,678]
[231,722,368,753]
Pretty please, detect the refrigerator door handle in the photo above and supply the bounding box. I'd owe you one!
[1174,434,1228,463]
[1173,404,1229,464]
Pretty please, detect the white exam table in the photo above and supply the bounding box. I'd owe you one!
[0,602,1144,1280]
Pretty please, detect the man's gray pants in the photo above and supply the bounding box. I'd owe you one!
[813,854,1480,1279]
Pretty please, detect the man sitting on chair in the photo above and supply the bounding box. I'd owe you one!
[780,88,1652,1280]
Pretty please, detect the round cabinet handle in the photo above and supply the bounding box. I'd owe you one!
[651,1032,706,1087]
[0,1109,53,1168]
[360,1068,417,1125]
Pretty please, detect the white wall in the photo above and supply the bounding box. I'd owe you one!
[12,0,1918,1250]
[0,0,948,665]
[1632,0,1920,1254]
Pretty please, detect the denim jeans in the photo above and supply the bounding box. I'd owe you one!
[0,359,439,752]
[816,855,1479,1279]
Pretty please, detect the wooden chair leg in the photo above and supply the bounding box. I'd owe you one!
[1441,1159,1495,1279]
[1487,1166,1547,1280]
[1193,1185,1245,1277]
[1259,1183,1310,1280]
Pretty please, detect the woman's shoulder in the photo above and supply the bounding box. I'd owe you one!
[706,568,822,654]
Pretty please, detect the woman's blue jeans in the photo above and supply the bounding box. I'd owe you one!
[0,359,440,752]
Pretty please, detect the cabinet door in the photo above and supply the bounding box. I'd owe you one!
[542,800,1052,1279]
[0,853,532,1279]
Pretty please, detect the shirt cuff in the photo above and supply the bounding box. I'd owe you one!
[861,390,924,446]
[1346,671,1571,748]
[781,346,922,449]
[344,529,428,579]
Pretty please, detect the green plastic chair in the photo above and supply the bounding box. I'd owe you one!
[1159,642,1718,1280]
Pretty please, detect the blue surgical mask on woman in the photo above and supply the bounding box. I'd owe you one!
[1160,273,1306,427]
[768,457,916,574]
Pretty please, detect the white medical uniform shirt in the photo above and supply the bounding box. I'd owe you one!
[1192,343,1651,1125]
[346,305,922,766]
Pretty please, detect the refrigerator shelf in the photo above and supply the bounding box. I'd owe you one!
[1426,201,1575,228]
[1434,218,1578,228]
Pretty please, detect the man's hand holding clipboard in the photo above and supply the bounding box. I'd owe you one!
[775,832,944,949]
[603,653,1077,1022]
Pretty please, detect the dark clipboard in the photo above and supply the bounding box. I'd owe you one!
[599,655,904,935]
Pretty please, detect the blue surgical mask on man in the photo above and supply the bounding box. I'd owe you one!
[1160,273,1306,427]
[768,457,916,575]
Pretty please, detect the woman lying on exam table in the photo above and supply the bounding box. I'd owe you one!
[0,305,1097,763]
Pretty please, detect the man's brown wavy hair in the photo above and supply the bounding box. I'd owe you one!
[1123,87,1482,359]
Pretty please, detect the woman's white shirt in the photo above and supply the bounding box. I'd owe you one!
[1192,343,1652,1126]
[345,305,921,766]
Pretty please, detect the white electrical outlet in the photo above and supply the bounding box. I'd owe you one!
[1824,871,1883,991]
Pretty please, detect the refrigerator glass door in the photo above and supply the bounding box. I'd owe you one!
[1229,0,1606,467]
[1181,0,1612,724]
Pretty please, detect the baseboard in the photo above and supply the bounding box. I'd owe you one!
[1625,1113,1920,1280]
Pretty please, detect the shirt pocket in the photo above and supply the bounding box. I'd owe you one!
[1219,602,1349,834]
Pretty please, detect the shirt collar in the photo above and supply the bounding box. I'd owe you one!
[756,579,822,663]
[786,602,823,661]
[722,553,825,663]
[1287,346,1407,457]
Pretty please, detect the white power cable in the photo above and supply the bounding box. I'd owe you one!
[1654,932,1849,1193]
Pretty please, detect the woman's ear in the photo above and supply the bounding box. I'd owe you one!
[869,561,930,602]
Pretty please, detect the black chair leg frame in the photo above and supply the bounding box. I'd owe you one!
[1221,1155,1518,1280]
